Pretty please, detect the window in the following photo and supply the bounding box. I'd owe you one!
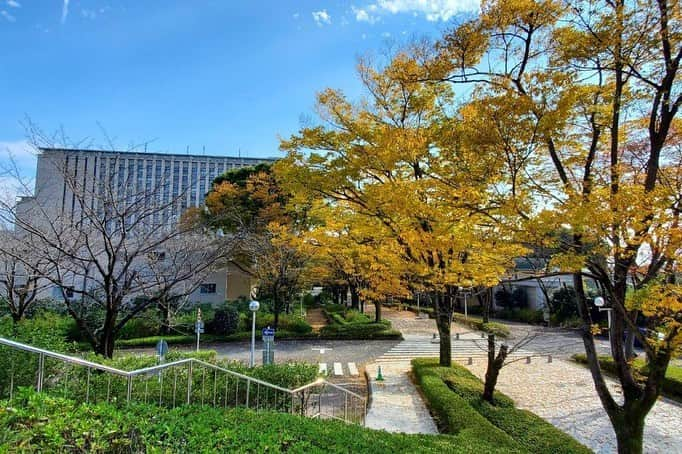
[149,251,166,261]
[200,283,217,294]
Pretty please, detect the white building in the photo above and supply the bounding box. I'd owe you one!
[11,147,273,305]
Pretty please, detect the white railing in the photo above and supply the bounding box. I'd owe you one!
[0,337,366,425]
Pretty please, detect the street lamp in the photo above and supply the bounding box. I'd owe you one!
[249,300,260,367]
[594,296,613,356]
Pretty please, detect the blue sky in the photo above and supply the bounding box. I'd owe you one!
[0,0,478,178]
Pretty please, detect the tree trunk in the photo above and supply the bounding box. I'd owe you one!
[434,292,451,367]
[483,334,508,403]
[273,291,281,330]
[375,300,381,323]
[613,413,645,454]
[350,287,360,310]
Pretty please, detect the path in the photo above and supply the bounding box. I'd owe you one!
[364,361,438,434]
[381,307,682,453]
[465,358,682,454]
[306,307,328,332]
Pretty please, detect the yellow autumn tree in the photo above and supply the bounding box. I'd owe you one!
[278,52,525,366]
[432,0,681,451]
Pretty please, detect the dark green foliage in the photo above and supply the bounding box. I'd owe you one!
[320,306,401,339]
[451,313,510,338]
[572,354,682,402]
[0,314,76,400]
[0,389,472,453]
[550,287,579,323]
[210,305,240,335]
[496,308,545,325]
[412,359,591,454]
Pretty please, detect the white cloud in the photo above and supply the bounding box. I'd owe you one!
[312,9,331,27]
[6,0,20,8]
[351,5,379,24]
[356,0,479,23]
[61,0,69,24]
[1,9,15,21]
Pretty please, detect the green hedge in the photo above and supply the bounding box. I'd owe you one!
[319,322,402,340]
[451,314,510,338]
[1,390,471,453]
[412,359,590,454]
[572,354,682,402]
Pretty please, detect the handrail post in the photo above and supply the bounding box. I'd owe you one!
[187,362,193,405]
[36,353,45,392]
[246,379,251,408]
[127,376,133,403]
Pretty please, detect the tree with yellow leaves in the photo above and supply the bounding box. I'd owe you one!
[433,0,681,451]
[278,52,525,367]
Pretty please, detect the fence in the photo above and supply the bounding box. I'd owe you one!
[0,337,366,425]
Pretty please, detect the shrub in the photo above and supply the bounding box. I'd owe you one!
[451,313,510,338]
[0,313,75,400]
[572,354,682,402]
[550,287,579,323]
[0,390,464,453]
[117,311,161,339]
[319,322,402,340]
[210,305,240,335]
[412,359,590,454]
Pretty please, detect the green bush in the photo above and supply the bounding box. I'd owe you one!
[572,354,682,402]
[496,308,545,325]
[412,359,590,454]
[319,322,402,340]
[451,314,510,338]
[210,305,240,335]
[117,312,161,339]
[344,310,371,324]
[0,390,466,453]
[0,313,75,400]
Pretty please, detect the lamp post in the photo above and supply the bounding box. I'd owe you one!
[249,300,260,367]
[594,296,612,356]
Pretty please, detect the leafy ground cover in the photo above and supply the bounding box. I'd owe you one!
[412,358,591,454]
[2,389,508,453]
[572,354,682,402]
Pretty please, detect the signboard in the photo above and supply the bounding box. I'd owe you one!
[195,321,205,334]
[156,339,169,357]
[262,327,275,337]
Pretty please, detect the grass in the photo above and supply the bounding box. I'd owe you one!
[3,390,515,453]
[412,358,591,454]
[571,354,682,402]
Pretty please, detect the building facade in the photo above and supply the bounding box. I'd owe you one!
[12,147,273,305]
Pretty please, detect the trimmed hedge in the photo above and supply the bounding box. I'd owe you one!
[451,314,510,338]
[412,359,590,454]
[0,390,468,453]
[572,354,682,402]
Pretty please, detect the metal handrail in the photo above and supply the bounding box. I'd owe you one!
[291,378,365,400]
[0,336,367,424]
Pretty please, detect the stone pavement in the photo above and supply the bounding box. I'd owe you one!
[464,354,682,454]
[364,361,438,434]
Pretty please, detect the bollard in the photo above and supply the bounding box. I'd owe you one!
[433,333,437,339]
[376,365,384,381]
[481,332,486,338]
[467,357,473,365]
[526,356,531,364]
[547,355,552,363]
[456,333,460,340]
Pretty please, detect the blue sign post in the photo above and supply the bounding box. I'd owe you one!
[262,327,275,365]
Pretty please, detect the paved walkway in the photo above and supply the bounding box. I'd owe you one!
[364,361,438,434]
[381,307,682,453]
[464,358,682,454]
